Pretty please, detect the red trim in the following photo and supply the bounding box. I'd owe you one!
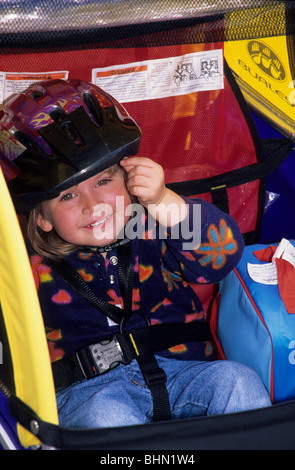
[234,268,275,402]
[209,292,226,360]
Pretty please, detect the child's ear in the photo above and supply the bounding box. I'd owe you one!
[37,213,53,232]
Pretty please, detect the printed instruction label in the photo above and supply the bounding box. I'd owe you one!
[0,71,69,105]
[92,49,224,103]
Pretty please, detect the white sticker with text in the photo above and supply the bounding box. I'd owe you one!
[92,49,224,103]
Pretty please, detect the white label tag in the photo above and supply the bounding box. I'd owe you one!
[92,49,224,103]
[247,262,278,285]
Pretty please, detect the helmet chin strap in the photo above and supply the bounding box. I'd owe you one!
[91,211,137,253]
[96,237,130,253]
[84,236,130,254]
[83,210,138,253]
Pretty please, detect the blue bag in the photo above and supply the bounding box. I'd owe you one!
[212,240,295,403]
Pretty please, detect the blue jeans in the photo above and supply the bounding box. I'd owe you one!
[56,356,271,429]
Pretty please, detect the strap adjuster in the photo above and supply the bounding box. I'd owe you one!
[142,367,167,387]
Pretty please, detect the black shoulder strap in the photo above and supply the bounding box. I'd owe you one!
[51,242,134,325]
[51,260,123,325]
[49,243,214,423]
[117,242,134,318]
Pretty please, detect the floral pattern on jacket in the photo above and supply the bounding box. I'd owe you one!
[31,198,244,364]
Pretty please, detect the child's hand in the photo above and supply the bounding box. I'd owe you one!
[120,156,166,207]
[120,157,188,227]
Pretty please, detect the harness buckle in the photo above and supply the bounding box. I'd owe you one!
[77,337,128,379]
[89,337,128,374]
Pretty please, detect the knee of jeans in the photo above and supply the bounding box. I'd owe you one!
[58,392,150,429]
[214,360,256,379]
[219,361,270,399]
[211,361,260,390]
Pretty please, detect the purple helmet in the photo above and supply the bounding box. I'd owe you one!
[0,79,141,211]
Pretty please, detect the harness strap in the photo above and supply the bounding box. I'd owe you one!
[52,321,212,422]
[120,321,212,360]
[117,241,134,319]
[50,243,212,422]
[52,242,135,324]
[136,354,171,422]
[52,321,212,388]
[117,244,171,421]
[52,258,125,324]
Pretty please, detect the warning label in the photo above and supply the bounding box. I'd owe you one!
[0,71,69,105]
[92,49,224,103]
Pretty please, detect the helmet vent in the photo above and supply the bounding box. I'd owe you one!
[59,120,80,143]
[29,90,44,100]
[83,93,103,127]
[49,107,67,122]
[50,108,80,143]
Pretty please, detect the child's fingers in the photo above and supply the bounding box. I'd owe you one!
[127,171,150,185]
[122,158,163,183]
[121,156,166,205]
[130,188,152,203]
[120,159,134,172]
[120,156,155,172]
[126,166,154,183]
[126,175,151,199]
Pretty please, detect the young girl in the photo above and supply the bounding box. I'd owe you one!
[1,78,271,429]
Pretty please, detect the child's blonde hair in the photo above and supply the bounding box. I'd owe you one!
[26,205,78,260]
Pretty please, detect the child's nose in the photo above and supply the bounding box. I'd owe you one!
[81,191,99,215]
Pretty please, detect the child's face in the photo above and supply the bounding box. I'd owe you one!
[37,165,132,248]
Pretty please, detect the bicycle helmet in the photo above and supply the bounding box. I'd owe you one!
[0,79,141,211]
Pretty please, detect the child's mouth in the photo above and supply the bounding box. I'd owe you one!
[86,214,113,228]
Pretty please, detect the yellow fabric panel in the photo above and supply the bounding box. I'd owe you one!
[224,4,295,138]
[0,168,58,448]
